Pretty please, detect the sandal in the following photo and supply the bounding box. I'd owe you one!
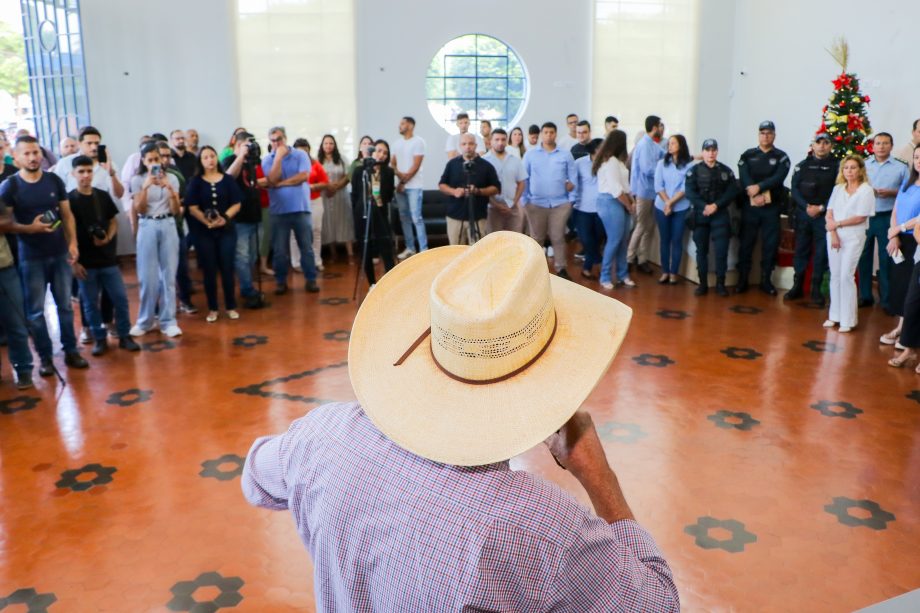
[582,270,595,279]
[888,352,915,368]
[880,330,901,345]
[658,274,669,284]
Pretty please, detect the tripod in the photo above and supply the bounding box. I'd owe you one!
[461,162,482,245]
[353,162,379,302]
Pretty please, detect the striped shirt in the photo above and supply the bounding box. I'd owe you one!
[242,402,679,612]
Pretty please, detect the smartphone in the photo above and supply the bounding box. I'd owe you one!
[97,144,107,164]
[150,164,162,177]
[893,249,905,264]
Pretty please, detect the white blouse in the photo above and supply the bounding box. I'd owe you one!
[597,157,630,198]
[827,182,875,236]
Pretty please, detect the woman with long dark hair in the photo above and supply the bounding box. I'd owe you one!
[509,127,527,158]
[129,142,183,337]
[653,135,691,284]
[318,134,353,266]
[348,135,375,178]
[886,145,920,368]
[593,130,635,290]
[186,146,243,322]
[351,139,396,286]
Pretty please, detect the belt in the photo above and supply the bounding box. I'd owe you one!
[141,214,173,220]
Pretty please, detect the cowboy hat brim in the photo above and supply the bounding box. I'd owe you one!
[348,245,632,466]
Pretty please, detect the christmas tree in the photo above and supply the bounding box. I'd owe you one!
[817,38,872,159]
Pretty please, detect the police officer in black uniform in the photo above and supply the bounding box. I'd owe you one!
[736,120,791,295]
[785,133,839,306]
[685,139,740,296]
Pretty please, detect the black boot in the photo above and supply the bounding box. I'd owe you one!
[784,274,804,300]
[734,274,749,294]
[716,277,728,297]
[810,291,826,308]
[760,275,777,296]
[694,283,708,296]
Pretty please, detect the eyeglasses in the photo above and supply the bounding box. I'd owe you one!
[269,137,284,144]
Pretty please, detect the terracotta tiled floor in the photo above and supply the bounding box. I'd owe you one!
[1,255,919,612]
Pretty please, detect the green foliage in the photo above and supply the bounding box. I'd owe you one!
[0,21,28,98]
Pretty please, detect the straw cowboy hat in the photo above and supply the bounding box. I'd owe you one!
[349,231,633,466]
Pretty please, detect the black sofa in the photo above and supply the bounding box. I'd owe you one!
[388,189,450,246]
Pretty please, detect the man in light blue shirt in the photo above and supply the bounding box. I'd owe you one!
[859,132,909,312]
[262,126,319,294]
[522,122,577,278]
[628,115,666,274]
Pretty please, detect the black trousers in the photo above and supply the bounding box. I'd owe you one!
[355,203,396,285]
[196,227,237,311]
[888,233,917,317]
[739,204,780,279]
[693,216,729,282]
[898,260,920,348]
[792,209,828,298]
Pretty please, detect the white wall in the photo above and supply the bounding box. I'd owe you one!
[355,0,593,189]
[698,0,920,170]
[79,0,240,168]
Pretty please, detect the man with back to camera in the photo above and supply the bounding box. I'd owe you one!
[570,120,594,161]
[557,113,579,152]
[685,139,740,297]
[438,132,500,245]
[391,116,428,259]
[859,132,909,311]
[785,133,839,306]
[445,112,485,160]
[523,122,577,279]
[483,128,527,234]
[68,155,141,356]
[262,126,320,295]
[895,119,920,165]
[736,120,791,295]
[628,115,666,275]
[0,136,88,375]
[241,230,680,611]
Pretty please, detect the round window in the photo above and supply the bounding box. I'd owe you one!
[426,34,529,134]
[39,20,58,52]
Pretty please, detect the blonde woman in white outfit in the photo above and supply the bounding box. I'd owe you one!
[824,155,876,332]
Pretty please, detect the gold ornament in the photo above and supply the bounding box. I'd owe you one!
[852,96,861,103]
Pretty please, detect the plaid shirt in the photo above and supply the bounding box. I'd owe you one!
[242,402,679,612]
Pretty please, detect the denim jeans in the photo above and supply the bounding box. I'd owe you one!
[235,222,259,297]
[596,193,630,284]
[654,207,689,274]
[136,217,180,331]
[0,265,33,374]
[19,253,77,358]
[395,188,427,252]
[272,212,317,285]
[572,209,606,271]
[78,266,132,340]
[858,211,892,308]
[197,226,237,311]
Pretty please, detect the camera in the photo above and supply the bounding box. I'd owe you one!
[463,160,474,172]
[87,223,107,241]
[40,209,62,229]
[245,139,262,164]
[205,208,221,223]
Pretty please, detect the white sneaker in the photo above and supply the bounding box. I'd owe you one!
[129,324,150,337]
[206,311,218,323]
[163,325,183,338]
[822,320,837,328]
[838,326,853,333]
[79,329,92,345]
[397,248,415,260]
[621,277,637,288]
[227,310,240,320]
[546,246,554,258]
[600,281,614,290]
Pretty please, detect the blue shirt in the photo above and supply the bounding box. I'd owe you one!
[522,147,577,208]
[653,159,690,212]
[570,156,599,214]
[866,156,909,213]
[0,172,69,260]
[895,182,920,234]
[630,135,666,199]
[261,148,311,215]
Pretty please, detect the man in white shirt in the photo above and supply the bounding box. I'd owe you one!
[445,113,485,160]
[54,126,123,200]
[557,113,579,152]
[525,124,540,151]
[483,129,527,234]
[392,116,428,258]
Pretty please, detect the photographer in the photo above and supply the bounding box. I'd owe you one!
[68,156,140,355]
[350,139,396,286]
[438,133,500,245]
[186,146,243,323]
[0,135,88,374]
[223,131,268,308]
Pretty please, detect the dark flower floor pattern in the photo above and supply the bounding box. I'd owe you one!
[54,464,117,492]
[597,421,648,444]
[233,361,347,405]
[803,340,840,353]
[729,305,763,315]
[655,309,690,320]
[199,455,245,481]
[720,347,762,360]
[0,587,57,612]
[684,517,757,553]
[167,571,244,612]
[231,335,268,348]
[105,389,153,407]
[824,497,896,530]
[323,330,351,342]
[0,395,41,415]
[810,400,863,419]
[707,410,761,431]
[632,354,675,368]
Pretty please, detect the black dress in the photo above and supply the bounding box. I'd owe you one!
[351,164,396,285]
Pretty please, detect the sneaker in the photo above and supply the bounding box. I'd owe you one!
[206,311,219,323]
[694,285,708,296]
[600,281,614,290]
[91,339,108,357]
[621,277,637,288]
[574,252,586,261]
[546,246,554,258]
[39,358,54,377]
[129,324,151,337]
[822,320,837,328]
[227,310,240,320]
[274,285,288,296]
[64,352,89,369]
[178,302,198,315]
[15,371,34,390]
[397,248,416,260]
[292,265,302,273]
[556,269,572,281]
[108,326,119,339]
[163,325,183,338]
[118,337,141,352]
[838,326,853,333]
[306,280,320,293]
[317,263,325,272]
[79,329,92,345]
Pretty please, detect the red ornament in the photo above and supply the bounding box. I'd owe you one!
[838,101,846,108]
[863,95,871,103]
[822,105,828,113]
[867,140,875,154]
[855,144,865,152]
[835,135,843,142]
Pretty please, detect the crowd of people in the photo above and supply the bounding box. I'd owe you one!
[0,111,919,389]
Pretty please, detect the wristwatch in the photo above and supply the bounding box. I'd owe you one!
[901,223,907,233]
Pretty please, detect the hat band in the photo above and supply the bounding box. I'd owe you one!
[393,310,558,386]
